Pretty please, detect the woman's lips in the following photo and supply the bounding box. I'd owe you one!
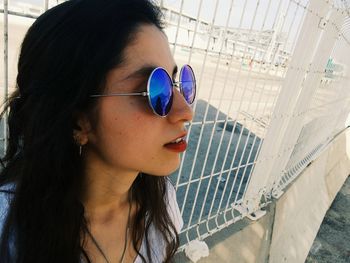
[164,138,187,152]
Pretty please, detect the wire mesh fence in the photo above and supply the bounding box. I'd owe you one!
[1,0,350,251]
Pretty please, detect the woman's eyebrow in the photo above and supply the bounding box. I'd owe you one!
[123,65,156,81]
[123,64,178,81]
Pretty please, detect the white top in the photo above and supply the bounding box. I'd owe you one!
[0,182,183,263]
[135,182,183,262]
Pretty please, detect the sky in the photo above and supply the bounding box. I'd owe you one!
[162,0,308,46]
[4,0,308,33]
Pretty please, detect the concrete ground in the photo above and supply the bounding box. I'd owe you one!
[174,177,350,263]
[305,176,350,263]
[174,204,275,263]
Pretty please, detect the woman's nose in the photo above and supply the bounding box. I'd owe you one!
[167,88,194,123]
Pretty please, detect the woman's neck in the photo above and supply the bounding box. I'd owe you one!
[81,162,140,263]
[81,156,138,224]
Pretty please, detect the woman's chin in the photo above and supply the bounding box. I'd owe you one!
[145,161,181,176]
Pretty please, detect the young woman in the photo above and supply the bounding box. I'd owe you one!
[0,0,196,262]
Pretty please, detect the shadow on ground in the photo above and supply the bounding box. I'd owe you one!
[169,99,263,240]
[306,176,350,263]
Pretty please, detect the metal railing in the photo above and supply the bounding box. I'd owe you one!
[1,0,350,252]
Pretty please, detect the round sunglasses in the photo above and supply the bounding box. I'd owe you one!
[90,64,196,117]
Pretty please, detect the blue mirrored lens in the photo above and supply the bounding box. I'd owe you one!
[180,65,196,104]
[149,68,173,116]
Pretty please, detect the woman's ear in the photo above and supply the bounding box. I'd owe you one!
[73,113,91,146]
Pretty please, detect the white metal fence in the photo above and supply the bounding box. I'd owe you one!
[1,0,350,251]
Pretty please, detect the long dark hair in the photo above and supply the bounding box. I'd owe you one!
[0,0,179,262]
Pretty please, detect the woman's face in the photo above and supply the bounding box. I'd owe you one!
[84,24,194,176]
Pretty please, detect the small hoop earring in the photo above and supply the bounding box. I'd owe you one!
[79,145,82,156]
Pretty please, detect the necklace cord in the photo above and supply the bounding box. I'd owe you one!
[86,192,132,263]
[120,194,131,263]
[86,229,110,263]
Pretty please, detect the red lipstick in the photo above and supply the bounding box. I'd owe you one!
[164,138,187,152]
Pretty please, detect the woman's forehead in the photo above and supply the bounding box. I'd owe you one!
[123,24,176,75]
[105,24,177,90]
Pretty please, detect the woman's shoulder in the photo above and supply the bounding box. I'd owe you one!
[0,183,15,222]
[0,183,16,193]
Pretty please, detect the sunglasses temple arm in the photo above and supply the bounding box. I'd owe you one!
[90,92,149,98]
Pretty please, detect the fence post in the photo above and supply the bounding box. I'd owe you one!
[242,0,331,213]
[267,9,346,194]
[329,22,350,134]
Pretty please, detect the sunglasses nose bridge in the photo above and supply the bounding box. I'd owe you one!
[172,81,181,89]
